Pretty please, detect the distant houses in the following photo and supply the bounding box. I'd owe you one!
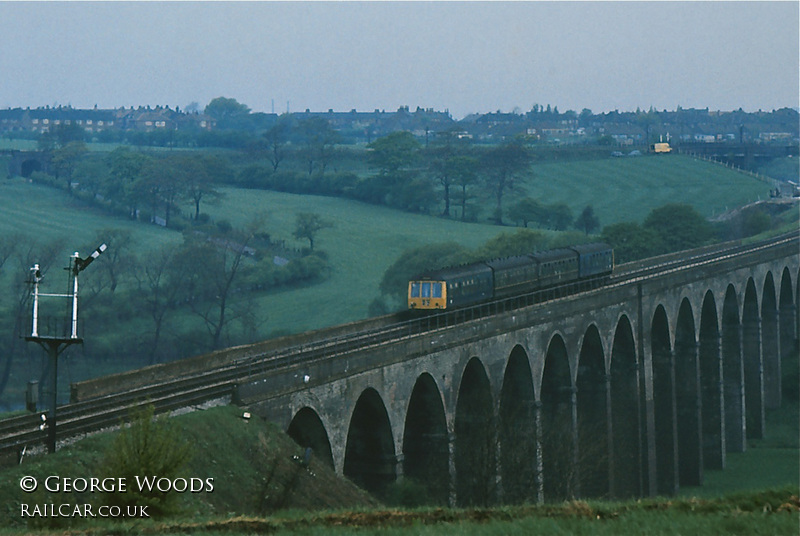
[0,105,215,135]
[0,104,797,146]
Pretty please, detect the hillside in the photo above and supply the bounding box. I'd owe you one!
[0,154,773,407]
[0,404,378,532]
[0,402,795,535]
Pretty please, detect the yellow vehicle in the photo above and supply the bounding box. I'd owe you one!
[408,280,447,309]
[652,142,672,153]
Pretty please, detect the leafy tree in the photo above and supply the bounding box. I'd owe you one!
[51,141,88,194]
[474,229,548,259]
[293,212,333,251]
[137,157,184,227]
[368,131,421,176]
[643,203,714,252]
[298,117,340,176]
[426,131,474,217]
[204,97,251,129]
[481,139,531,224]
[73,157,110,200]
[601,222,664,263]
[180,154,227,220]
[575,205,600,235]
[106,147,150,219]
[507,197,545,228]
[365,131,423,209]
[546,203,573,231]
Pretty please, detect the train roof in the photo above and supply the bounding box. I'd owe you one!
[531,248,578,262]
[568,243,612,255]
[414,262,492,281]
[485,255,537,270]
[410,243,612,280]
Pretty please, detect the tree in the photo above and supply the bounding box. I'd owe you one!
[365,131,423,209]
[601,222,664,263]
[426,131,473,218]
[474,229,548,259]
[178,217,266,350]
[452,155,479,221]
[368,131,421,177]
[293,212,332,251]
[643,203,714,253]
[575,205,601,235]
[204,97,251,129]
[264,117,292,172]
[137,157,184,227]
[507,197,545,228]
[180,154,226,220]
[546,203,573,231]
[51,141,88,194]
[481,140,531,224]
[298,117,340,176]
[106,147,150,219]
[136,245,185,364]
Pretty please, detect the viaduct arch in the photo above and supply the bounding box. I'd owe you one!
[246,241,798,505]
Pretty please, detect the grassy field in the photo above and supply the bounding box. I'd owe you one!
[0,154,777,405]
[520,154,772,224]
[0,401,796,535]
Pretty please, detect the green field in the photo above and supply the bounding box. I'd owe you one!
[0,154,773,338]
[0,154,778,405]
[521,154,772,224]
[0,401,796,535]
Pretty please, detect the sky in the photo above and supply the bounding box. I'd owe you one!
[1,1,797,119]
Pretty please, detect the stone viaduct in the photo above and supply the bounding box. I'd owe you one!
[238,236,799,506]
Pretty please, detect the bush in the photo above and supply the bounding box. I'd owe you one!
[98,405,192,517]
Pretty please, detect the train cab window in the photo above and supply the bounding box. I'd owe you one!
[432,283,442,298]
[422,282,431,298]
[411,282,421,298]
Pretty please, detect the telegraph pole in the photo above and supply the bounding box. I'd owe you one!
[25,244,106,453]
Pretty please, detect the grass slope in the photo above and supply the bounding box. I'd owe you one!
[522,154,771,225]
[0,405,377,532]
[0,402,796,535]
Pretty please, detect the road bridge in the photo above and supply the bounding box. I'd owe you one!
[236,235,799,505]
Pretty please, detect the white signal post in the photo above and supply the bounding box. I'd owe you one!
[26,243,106,453]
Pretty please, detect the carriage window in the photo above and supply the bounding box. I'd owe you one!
[411,282,421,298]
[422,282,431,298]
[432,283,442,298]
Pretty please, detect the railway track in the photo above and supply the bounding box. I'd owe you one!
[1,231,796,458]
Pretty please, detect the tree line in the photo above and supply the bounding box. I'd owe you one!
[0,216,333,406]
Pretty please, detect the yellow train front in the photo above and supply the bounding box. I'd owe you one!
[408,280,447,309]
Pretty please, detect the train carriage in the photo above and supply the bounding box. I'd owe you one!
[408,243,614,311]
[532,248,579,288]
[408,264,493,310]
[485,255,540,298]
[569,243,614,278]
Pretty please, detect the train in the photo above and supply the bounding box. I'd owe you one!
[408,243,614,310]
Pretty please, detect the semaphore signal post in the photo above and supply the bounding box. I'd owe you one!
[26,244,106,453]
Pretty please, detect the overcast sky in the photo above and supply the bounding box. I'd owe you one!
[1,1,797,119]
